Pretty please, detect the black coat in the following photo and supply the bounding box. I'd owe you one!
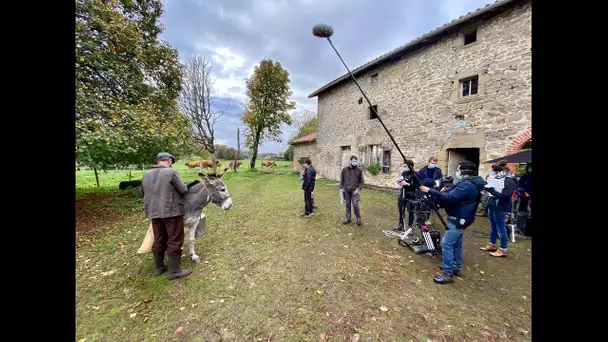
[302,166,316,191]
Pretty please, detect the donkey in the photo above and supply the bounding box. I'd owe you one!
[183,168,233,262]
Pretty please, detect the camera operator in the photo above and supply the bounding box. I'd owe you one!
[393,159,419,232]
[419,161,486,284]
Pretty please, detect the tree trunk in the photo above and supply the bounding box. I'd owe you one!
[210,152,217,174]
[128,170,132,181]
[233,128,241,172]
[250,132,261,169]
[93,167,100,187]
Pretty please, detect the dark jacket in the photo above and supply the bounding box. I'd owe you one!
[302,166,316,191]
[418,166,443,188]
[518,173,532,198]
[428,176,486,224]
[398,170,419,201]
[339,165,364,192]
[139,165,189,219]
[487,175,518,213]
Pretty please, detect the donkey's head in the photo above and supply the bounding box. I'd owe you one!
[198,168,232,210]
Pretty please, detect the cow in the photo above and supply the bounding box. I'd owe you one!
[229,161,242,168]
[261,161,276,169]
[183,169,233,263]
[185,161,201,169]
[199,160,222,169]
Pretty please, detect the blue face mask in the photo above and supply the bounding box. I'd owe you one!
[455,171,461,180]
[527,168,531,173]
[428,163,436,169]
[351,161,358,167]
[403,167,409,173]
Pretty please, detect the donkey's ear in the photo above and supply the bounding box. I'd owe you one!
[198,173,212,183]
[219,168,229,179]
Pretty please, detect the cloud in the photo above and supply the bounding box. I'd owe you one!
[161,0,495,152]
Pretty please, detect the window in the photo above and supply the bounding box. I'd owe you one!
[460,76,479,97]
[382,150,391,173]
[369,145,381,165]
[358,150,366,167]
[464,30,477,45]
[369,105,378,120]
[371,73,379,83]
[341,146,351,165]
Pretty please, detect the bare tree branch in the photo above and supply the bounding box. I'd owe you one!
[179,54,222,173]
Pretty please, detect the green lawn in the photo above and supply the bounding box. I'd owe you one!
[76,161,531,341]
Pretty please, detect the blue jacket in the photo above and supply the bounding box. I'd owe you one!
[302,166,316,191]
[428,176,486,223]
[487,175,518,213]
[418,166,443,188]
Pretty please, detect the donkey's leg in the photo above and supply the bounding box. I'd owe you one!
[188,219,201,263]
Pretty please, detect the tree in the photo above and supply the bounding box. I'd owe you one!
[242,59,296,169]
[76,0,190,184]
[180,54,222,174]
[232,128,244,172]
[284,145,294,161]
[291,109,317,138]
[283,109,317,162]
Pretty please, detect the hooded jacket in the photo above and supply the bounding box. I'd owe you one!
[428,176,486,224]
[487,173,518,213]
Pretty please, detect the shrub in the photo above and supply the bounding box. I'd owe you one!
[366,162,381,176]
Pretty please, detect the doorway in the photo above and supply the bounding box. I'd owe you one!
[447,148,480,177]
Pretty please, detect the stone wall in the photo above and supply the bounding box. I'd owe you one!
[315,2,531,187]
[291,142,318,171]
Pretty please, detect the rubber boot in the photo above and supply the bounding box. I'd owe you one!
[167,255,192,280]
[153,252,167,276]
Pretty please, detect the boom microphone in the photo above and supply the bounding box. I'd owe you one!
[312,24,334,38]
[312,23,448,230]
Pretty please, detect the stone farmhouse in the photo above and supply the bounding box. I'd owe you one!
[299,0,531,187]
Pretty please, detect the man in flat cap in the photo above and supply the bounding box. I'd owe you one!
[140,152,192,280]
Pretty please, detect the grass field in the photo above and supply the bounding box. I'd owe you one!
[76,159,532,341]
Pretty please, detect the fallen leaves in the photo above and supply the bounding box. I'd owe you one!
[101,270,116,276]
[129,313,137,318]
[379,306,388,312]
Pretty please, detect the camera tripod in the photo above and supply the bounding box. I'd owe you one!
[384,194,443,256]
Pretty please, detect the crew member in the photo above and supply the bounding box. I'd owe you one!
[420,161,486,284]
[393,159,419,232]
[418,156,443,189]
[301,160,316,217]
[339,155,364,225]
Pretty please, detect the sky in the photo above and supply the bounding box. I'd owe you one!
[160,0,495,153]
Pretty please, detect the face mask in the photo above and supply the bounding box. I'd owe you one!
[428,163,436,169]
[403,167,409,173]
[351,161,358,167]
[455,171,461,180]
[527,168,531,173]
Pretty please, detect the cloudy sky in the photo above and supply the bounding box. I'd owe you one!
[160,0,495,153]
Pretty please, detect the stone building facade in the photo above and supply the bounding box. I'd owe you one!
[308,0,531,188]
[288,132,318,170]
